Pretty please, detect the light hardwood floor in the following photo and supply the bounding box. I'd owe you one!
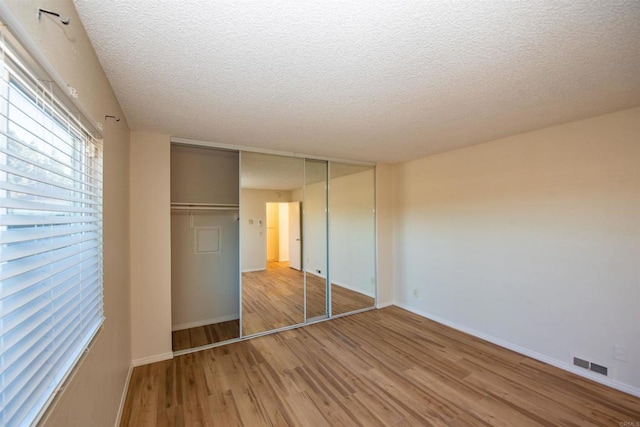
[122,306,640,426]
[172,320,240,352]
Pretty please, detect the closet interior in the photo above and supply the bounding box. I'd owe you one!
[170,143,376,354]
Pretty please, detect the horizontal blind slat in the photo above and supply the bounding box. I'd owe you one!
[0,197,98,213]
[0,234,99,282]
[0,180,98,206]
[1,262,100,326]
[0,223,100,244]
[0,232,100,262]
[0,142,102,189]
[0,213,101,226]
[0,162,99,197]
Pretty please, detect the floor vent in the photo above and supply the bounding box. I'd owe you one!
[573,357,589,369]
[590,363,608,376]
[573,357,608,376]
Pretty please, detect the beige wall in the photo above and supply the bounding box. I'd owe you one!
[130,131,173,364]
[0,1,132,426]
[392,107,640,393]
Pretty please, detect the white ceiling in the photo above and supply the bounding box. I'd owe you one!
[74,1,640,164]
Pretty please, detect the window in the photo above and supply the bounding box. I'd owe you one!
[0,37,104,426]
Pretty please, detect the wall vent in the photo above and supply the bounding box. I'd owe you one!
[573,357,608,376]
[573,357,589,369]
[590,363,608,376]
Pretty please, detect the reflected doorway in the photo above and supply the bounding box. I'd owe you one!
[265,202,301,270]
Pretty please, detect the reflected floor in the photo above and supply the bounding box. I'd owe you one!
[242,261,374,336]
[173,261,375,351]
[172,319,239,351]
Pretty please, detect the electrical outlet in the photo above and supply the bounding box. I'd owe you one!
[412,289,418,298]
[614,345,628,362]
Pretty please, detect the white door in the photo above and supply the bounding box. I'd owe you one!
[288,202,302,270]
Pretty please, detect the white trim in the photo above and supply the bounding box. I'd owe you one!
[132,352,173,367]
[376,300,394,309]
[242,267,266,273]
[114,362,134,427]
[171,136,376,166]
[332,281,376,299]
[394,303,640,399]
[305,269,326,279]
[172,314,239,331]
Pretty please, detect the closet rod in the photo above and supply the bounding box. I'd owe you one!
[171,206,238,211]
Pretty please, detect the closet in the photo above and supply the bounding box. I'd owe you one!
[170,145,240,351]
[169,140,377,354]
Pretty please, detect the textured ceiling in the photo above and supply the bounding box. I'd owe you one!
[74,0,640,164]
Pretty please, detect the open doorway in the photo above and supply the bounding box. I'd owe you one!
[266,202,301,270]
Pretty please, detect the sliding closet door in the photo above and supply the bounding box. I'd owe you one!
[240,152,305,336]
[304,160,329,320]
[329,163,376,315]
[170,145,240,352]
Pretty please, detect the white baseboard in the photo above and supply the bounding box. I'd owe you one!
[172,314,239,331]
[376,300,394,309]
[305,269,326,279]
[394,302,640,399]
[114,362,134,427]
[132,352,173,367]
[242,267,266,273]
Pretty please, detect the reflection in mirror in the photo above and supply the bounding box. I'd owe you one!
[330,163,376,315]
[240,152,305,336]
[304,160,328,320]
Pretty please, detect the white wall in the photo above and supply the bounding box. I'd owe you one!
[130,132,173,364]
[0,1,132,425]
[376,164,394,307]
[241,189,291,271]
[303,180,327,276]
[329,169,376,297]
[392,107,640,394]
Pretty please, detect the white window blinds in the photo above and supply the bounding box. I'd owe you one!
[0,37,104,426]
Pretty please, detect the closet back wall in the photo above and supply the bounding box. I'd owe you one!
[171,146,240,330]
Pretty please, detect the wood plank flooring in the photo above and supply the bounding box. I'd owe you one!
[122,306,640,426]
[172,320,240,352]
[172,262,373,351]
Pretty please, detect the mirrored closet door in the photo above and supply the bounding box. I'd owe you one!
[170,143,377,353]
[170,145,240,352]
[329,163,376,315]
[240,152,305,336]
[304,160,329,321]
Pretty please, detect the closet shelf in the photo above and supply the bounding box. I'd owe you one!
[171,202,239,211]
